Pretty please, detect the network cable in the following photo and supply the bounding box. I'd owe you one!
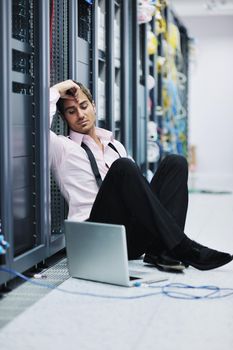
[1,266,233,300]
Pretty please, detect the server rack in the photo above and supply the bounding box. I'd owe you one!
[134,2,190,172]
[139,22,149,174]
[0,1,189,286]
[93,0,123,136]
[113,0,122,140]
[77,0,93,86]
[49,0,69,254]
[94,0,107,126]
[92,0,136,158]
[155,5,189,159]
[148,14,160,173]
[128,0,139,163]
[120,0,130,151]
[0,1,11,280]
[154,3,167,160]
[49,0,94,253]
[0,0,50,285]
[175,19,189,158]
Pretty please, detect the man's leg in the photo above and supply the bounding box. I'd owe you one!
[146,155,188,255]
[89,158,185,257]
[89,158,232,270]
[150,155,188,230]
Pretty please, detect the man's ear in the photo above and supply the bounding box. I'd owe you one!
[92,102,96,113]
[59,112,65,121]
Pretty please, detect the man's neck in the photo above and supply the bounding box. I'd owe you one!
[88,128,103,151]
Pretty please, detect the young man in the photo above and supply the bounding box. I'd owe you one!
[49,79,232,271]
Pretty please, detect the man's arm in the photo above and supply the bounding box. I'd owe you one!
[52,79,80,99]
[49,80,81,167]
[49,80,76,166]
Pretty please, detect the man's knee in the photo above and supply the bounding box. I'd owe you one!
[164,154,188,175]
[110,157,139,176]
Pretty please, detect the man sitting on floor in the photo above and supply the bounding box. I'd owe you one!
[49,79,232,272]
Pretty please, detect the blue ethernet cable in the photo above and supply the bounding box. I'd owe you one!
[0,266,233,300]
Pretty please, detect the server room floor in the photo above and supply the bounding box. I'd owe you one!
[0,177,233,350]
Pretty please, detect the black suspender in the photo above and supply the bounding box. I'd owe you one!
[108,143,121,157]
[81,142,121,188]
[81,142,103,188]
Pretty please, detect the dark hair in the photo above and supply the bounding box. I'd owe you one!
[56,80,93,115]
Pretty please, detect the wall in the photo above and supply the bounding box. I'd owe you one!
[183,16,233,188]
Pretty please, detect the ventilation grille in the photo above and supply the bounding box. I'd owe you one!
[50,0,69,233]
[78,0,92,43]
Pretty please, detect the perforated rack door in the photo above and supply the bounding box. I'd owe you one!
[50,0,69,235]
[113,0,122,141]
[0,223,5,266]
[11,0,37,256]
[0,106,3,265]
[78,0,92,43]
[178,23,189,158]
[77,0,93,87]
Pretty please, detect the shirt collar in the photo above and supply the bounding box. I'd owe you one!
[69,127,114,145]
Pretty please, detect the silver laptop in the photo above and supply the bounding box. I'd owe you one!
[64,220,168,287]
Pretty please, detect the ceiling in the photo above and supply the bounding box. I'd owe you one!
[170,0,233,16]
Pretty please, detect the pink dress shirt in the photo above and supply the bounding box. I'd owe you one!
[49,87,128,221]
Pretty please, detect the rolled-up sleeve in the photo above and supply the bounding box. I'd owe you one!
[49,87,65,168]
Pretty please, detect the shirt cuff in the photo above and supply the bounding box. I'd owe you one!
[50,86,61,103]
[49,87,61,126]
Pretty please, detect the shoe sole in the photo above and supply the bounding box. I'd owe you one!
[144,256,186,272]
[156,262,185,272]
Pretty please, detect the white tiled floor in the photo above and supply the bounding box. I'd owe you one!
[0,189,233,350]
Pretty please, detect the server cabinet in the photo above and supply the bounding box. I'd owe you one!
[77,0,93,86]
[0,0,50,285]
[176,21,189,158]
[49,0,69,254]
[49,0,94,252]
[0,1,10,280]
[92,0,107,128]
[92,0,132,150]
[93,0,138,158]
[128,0,144,167]
[148,15,160,173]
[139,23,149,174]
[113,1,121,140]
[154,5,189,159]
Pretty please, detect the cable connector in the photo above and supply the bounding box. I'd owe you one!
[0,235,10,253]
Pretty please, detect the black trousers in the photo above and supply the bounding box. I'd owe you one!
[88,155,189,259]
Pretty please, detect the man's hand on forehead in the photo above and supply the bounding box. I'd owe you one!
[64,86,80,101]
[53,79,80,100]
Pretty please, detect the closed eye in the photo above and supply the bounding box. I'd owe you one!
[67,108,76,115]
[80,102,88,109]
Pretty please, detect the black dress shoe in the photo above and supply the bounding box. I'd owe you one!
[172,239,233,271]
[143,252,186,272]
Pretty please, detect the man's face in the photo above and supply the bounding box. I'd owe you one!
[62,90,96,134]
